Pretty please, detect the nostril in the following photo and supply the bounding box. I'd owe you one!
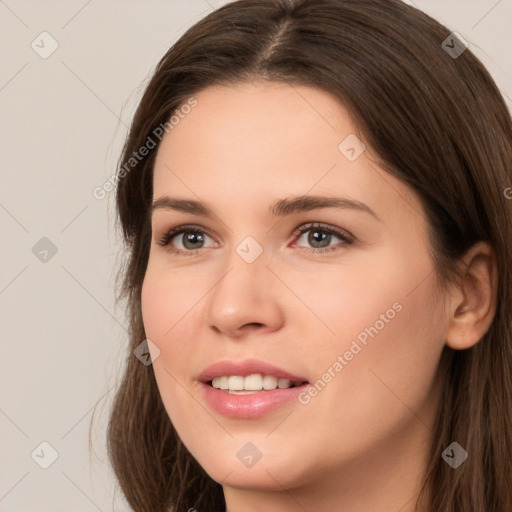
[243,322,264,329]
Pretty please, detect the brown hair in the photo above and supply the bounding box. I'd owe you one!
[106,0,512,510]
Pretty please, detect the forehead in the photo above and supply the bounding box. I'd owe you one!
[154,80,348,181]
[152,81,423,225]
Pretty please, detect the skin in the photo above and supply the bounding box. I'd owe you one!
[141,81,497,512]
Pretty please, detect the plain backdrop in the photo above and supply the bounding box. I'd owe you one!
[1,0,511,510]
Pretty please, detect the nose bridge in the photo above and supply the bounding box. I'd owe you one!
[219,233,270,291]
[204,236,284,335]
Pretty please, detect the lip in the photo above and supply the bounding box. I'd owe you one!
[197,359,309,419]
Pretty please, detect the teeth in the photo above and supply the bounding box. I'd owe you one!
[277,378,291,389]
[262,375,278,390]
[218,376,229,390]
[244,374,263,390]
[211,373,302,391]
[228,376,244,390]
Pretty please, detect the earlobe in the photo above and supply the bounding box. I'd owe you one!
[445,241,498,350]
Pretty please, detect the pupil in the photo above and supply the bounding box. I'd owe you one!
[183,232,204,249]
[309,230,330,248]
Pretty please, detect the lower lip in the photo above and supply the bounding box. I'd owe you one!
[200,382,307,418]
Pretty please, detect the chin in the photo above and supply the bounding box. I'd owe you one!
[185,437,313,491]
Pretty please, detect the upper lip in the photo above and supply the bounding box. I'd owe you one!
[197,359,309,383]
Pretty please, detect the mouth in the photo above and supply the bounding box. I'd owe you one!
[198,360,310,418]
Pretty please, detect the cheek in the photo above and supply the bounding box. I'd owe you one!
[141,263,203,346]
[140,269,193,395]
[293,249,445,432]
[309,273,445,448]
[280,248,428,359]
[140,270,204,433]
[141,277,159,339]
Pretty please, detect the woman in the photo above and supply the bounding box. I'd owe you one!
[107,0,512,510]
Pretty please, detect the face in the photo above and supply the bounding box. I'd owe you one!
[141,81,448,494]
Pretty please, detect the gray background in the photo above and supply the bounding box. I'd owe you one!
[1,0,510,510]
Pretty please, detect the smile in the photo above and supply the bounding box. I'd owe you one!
[198,360,310,418]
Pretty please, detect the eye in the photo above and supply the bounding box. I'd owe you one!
[156,225,215,255]
[292,222,354,253]
[156,222,354,256]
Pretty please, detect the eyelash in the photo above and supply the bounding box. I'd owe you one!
[156,222,355,256]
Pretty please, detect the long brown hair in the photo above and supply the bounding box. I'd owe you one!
[106,0,512,510]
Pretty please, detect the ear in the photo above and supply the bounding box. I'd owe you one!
[445,241,498,350]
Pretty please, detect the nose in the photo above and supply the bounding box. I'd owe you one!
[204,248,285,339]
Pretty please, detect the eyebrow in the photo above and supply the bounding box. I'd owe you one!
[151,195,381,221]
